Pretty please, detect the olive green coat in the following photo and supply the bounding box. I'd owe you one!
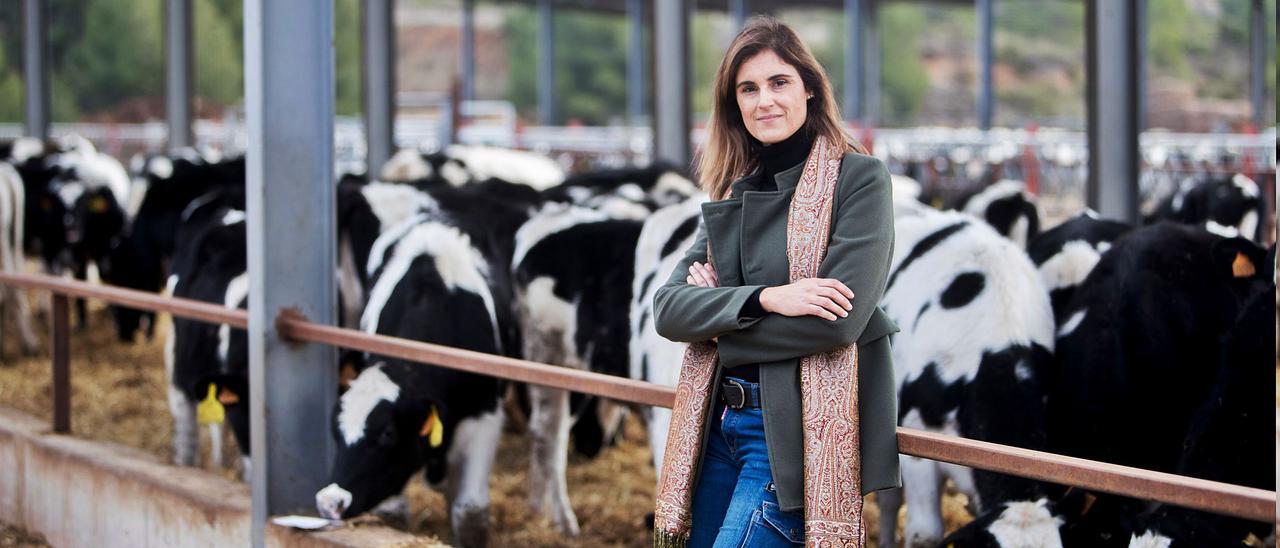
[653,152,901,512]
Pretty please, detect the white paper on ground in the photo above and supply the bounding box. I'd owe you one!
[271,515,339,530]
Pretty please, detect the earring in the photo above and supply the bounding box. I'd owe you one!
[807,94,814,100]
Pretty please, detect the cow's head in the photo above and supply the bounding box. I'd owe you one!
[317,362,445,520]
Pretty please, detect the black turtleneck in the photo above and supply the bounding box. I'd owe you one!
[728,128,814,384]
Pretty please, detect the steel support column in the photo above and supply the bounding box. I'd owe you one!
[537,0,555,124]
[364,0,396,175]
[243,1,337,545]
[626,0,647,124]
[655,0,691,167]
[843,0,863,122]
[1085,0,1140,223]
[976,0,994,129]
[1250,0,1266,128]
[461,0,476,103]
[166,0,194,150]
[730,0,748,29]
[23,0,49,139]
[864,0,880,126]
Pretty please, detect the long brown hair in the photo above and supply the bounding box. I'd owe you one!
[696,16,866,200]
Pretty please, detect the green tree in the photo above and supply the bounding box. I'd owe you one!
[59,0,164,116]
[194,0,243,110]
[504,5,628,125]
[335,0,362,116]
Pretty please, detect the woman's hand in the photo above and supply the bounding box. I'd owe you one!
[686,261,719,288]
[760,278,854,321]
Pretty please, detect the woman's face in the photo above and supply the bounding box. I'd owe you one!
[734,49,809,145]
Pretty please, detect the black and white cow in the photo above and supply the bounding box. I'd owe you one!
[1146,173,1264,242]
[878,203,1056,548]
[628,194,703,474]
[103,155,245,341]
[959,179,1041,248]
[541,163,698,220]
[1044,224,1275,546]
[1026,211,1133,325]
[317,217,505,548]
[510,202,645,535]
[0,162,38,355]
[165,203,250,475]
[379,145,566,191]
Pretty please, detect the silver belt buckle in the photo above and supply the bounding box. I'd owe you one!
[723,380,747,409]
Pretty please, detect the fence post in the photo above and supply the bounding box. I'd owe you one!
[51,294,70,433]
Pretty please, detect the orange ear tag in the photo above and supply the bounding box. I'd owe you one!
[1232,252,1256,278]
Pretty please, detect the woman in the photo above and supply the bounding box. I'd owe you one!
[651,17,900,548]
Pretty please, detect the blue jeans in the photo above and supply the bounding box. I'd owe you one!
[689,378,806,548]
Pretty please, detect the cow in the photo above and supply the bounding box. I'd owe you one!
[510,202,645,535]
[628,194,703,474]
[1146,173,1264,242]
[876,204,1056,548]
[1045,224,1274,546]
[1026,211,1133,325]
[540,163,698,220]
[959,179,1041,248]
[164,203,250,476]
[0,162,38,355]
[103,155,245,341]
[316,217,506,548]
[379,145,566,191]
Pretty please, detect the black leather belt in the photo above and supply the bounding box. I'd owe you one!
[719,378,762,409]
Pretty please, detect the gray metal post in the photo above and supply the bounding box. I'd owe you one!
[1250,0,1265,128]
[363,0,396,175]
[843,0,863,122]
[22,0,49,140]
[461,0,476,102]
[166,0,194,150]
[655,0,691,167]
[1137,0,1147,129]
[537,0,555,124]
[976,0,993,129]
[1085,0,1140,223]
[627,0,647,124]
[730,0,748,29]
[243,0,337,544]
[864,0,880,127]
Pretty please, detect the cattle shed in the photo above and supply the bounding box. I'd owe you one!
[6,0,1276,547]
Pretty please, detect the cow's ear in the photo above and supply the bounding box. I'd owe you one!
[1212,237,1264,279]
[217,386,240,405]
[338,361,358,391]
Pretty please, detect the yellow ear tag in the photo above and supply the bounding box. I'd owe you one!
[420,405,443,448]
[1231,252,1256,278]
[197,384,225,425]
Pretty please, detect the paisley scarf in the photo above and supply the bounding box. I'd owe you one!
[653,135,864,547]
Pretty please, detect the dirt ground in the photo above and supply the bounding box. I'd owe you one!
[0,297,979,547]
[0,522,47,548]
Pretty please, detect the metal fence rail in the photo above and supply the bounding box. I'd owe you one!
[0,271,1272,524]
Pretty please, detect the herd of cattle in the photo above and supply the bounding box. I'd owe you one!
[0,136,1273,547]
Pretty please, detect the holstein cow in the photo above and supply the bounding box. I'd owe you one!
[541,163,699,220]
[959,179,1041,248]
[165,205,250,476]
[511,202,644,535]
[629,194,704,474]
[1146,173,1264,242]
[0,163,38,355]
[104,155,245,341]
[1026,211,1133,325]
[379,145,566,191]
[945,237,1276,548]
[1045,224,1274,545]
[317,216,505,548]
[878,202,1056,548]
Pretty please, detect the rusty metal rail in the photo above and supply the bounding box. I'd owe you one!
[0,271,1273,523]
